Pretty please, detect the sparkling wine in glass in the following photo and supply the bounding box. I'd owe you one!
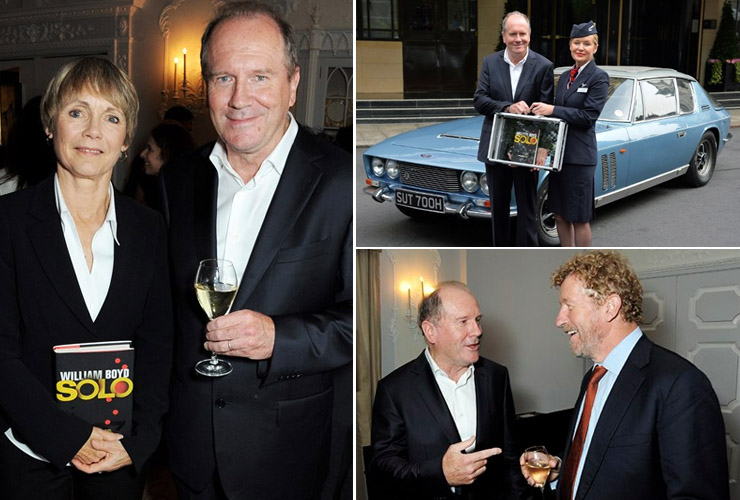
[524,445,551,498]
[194,259,238,377]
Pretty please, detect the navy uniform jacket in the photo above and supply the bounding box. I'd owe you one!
[551,62,609,166]
[474,49,554,164]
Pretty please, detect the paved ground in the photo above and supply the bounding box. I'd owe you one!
[356,109,740,147]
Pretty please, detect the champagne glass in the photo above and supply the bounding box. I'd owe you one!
[194,259,238,377]
[524,445,551,498]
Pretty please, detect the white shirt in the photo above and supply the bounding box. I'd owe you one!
[569,328,643,498]
[0,168,19,196]
[424,348,477,452]
[210,113,298,282]
[504,48,530,100]
[5,173,118,461]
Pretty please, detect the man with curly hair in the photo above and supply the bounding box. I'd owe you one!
[520,250,728,500]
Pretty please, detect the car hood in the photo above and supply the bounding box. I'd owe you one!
[383,117,483,156]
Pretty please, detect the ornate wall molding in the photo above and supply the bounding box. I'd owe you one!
[0,1,143,74]
[296,29,352,55]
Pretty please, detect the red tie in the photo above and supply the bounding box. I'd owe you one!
[560,365,607,500]
[567,67,578,89]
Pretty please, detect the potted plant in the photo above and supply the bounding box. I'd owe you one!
[705,0,740,91]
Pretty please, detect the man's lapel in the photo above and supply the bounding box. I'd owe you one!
[231,129,323,310]
[496,52,514,103]
[574,337,650,500]
[194,154,219,263]
[411,354,461,445]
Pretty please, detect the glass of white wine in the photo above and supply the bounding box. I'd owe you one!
[194,258,238,377]
[524,445,551,498]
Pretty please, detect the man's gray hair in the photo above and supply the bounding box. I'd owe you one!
[200,1,298,82]
[417,281,472,331]
[501,10,531,34]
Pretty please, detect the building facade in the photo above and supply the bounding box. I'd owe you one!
[357,0,731,99]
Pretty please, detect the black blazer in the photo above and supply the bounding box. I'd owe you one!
[474,49,554,164]
[551,62,609,166]
[557,336,728,500]
[371,353,529,500]
[0,176,173,471]
[159,128,353,499]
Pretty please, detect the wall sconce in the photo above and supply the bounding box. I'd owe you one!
[399,277,435,331]
[159,2,209,117]
[399,281,414,324]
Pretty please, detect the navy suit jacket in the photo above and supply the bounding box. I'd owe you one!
[551,62,609,166]
[557,335,728,500]
[474,49,554,164]
[371,353,529,500]
[0,176,173,471]
[160,128,352,499]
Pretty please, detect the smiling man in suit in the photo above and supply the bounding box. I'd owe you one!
[520,250,729,500]
[474,11,554,247]
[158,2,351,499]
[371,281,528,500]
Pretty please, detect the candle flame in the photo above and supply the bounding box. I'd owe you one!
[399,282,411,293]
[174,57,179,64]
[183,47,187,54]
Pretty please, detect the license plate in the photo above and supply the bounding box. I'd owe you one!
[395,189,445,214]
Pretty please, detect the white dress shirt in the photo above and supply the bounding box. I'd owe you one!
[5,173,118,461]
[504,48,530,100]
[210,113,298,282]
[424,348,477,452]
[569,327,643,496]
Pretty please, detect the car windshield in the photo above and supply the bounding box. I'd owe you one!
[599,77,633,122]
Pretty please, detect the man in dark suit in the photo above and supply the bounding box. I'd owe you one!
[159,3,352,500]
[474,11,554,247]
[520,250,729,500]
[371,282,528,500]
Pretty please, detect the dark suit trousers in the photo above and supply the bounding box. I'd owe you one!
[485,163,539,246]
[0,435,143,500]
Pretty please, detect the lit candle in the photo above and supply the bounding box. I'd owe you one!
[182,48,187,91]
[420,276,425,299]
[173,57,178,94]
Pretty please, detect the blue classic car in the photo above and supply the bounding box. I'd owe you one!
[363,67,733,246]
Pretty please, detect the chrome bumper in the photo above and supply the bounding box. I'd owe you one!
[363,186,492,220]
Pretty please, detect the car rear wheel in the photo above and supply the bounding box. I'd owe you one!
[535,178,560,247]
[684,131,717,187]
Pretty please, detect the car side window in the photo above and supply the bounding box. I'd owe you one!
[676,79,696,114]
[600,78,633,122]
[640,78,678,119]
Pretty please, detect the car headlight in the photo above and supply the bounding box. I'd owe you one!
[372,157,385,177]
[480,173,489,196]
[386,160,400,179]
[460,171,479,193]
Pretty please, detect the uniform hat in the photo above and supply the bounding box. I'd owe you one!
[570,21,597,38]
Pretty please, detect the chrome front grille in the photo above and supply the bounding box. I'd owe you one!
[399,163,461,192]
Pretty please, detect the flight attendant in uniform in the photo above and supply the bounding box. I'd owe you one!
[530,21,609,247]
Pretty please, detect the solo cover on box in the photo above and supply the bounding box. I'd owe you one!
[487,112,568,172]
[54,341,134,436]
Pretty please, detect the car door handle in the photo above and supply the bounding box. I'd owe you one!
[677,131,686,138]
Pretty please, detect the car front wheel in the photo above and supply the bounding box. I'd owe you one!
[535,178,560,247]
[684,131,717,187]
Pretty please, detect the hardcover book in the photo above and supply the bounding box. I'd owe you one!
[53,341,134,436]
